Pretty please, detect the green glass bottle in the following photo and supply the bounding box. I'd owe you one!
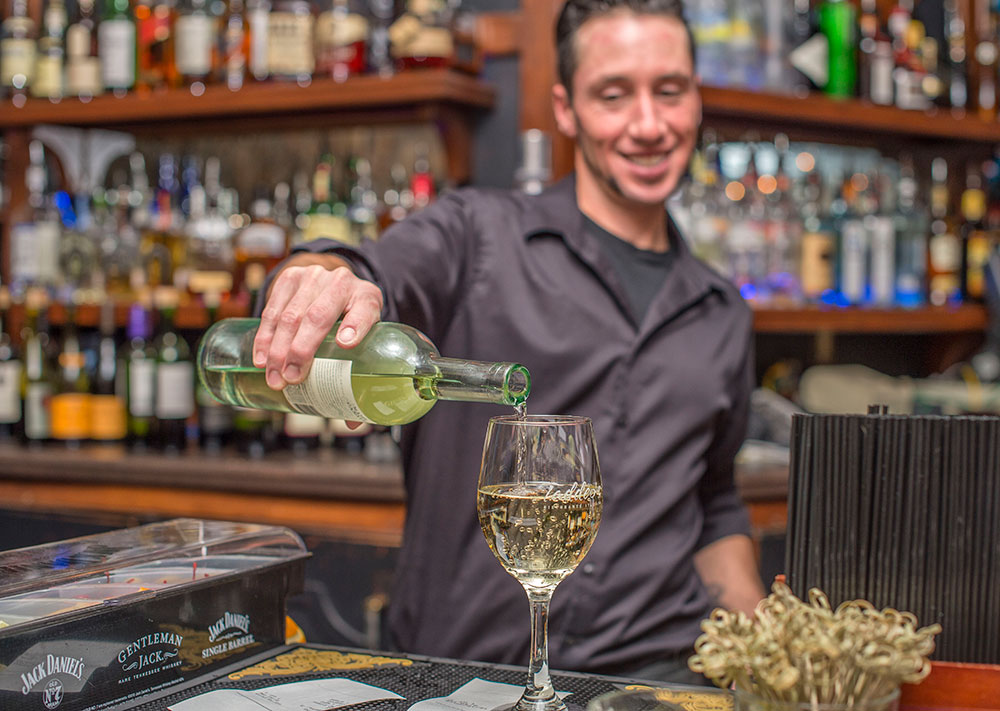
[819,0,857,98]
[197,318,530,425]
[98,0,137,92]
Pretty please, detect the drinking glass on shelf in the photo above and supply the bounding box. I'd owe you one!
[477,414,602,711]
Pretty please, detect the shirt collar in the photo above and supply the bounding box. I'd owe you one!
[521,172,734,303]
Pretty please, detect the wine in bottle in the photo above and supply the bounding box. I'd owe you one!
[90,300,127,445]
[198,318,530,425]
[49,311,91,449]
[20,289,52,447]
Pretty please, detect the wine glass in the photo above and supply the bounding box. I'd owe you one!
[477,415,602,711]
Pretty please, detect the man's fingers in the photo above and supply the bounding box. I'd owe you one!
[253,271,300,369]
[337,282,384,348]
[283,300,342,384]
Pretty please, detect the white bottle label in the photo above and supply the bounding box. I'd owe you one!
[98,19,136,88]
[0,361,22,424]
[156,361,195,419]
[35,220,61,284]
[175,14,215,75]
[238,222,286,256]
[267,11,314,76]
[867,215,895,307]
[24,382,51,440]
[129,359,156,416]
[1,37,37,87]
[841,219,868,304]
[284,358,368,422]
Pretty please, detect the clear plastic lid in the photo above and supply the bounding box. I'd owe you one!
[0,518,307,603]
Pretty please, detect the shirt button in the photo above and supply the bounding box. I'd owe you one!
[616,414,628,428]
[582,563,595,575]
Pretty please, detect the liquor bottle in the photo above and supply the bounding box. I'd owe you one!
[99,0,137,94]
[971,0,998,120]
[33,0,68,100]
[49,312,91,448]
[227,265,274,457]
[818,0,856,98]
[246,0,270,80]
[135,0,176,90]
[20,289,53,447]
[389,0,457,71]
[0,288,23,442]
[125,299,157,449]
[894,155,928,307]
[368,0,395,78]
[347,157,379,242]
[410,145,435,211]
[944,0,967,112]
[866,165,895,307]
[927,157,961,306]
[143,153,185,288]
[89,300,127,444]
[59,189,99,293]
[799,166,836,302]
[302,156,352,243]
[197,318,531,425]
[219,0,249,90]
[174,0,217,90]
[10,141,61,295]
[378,162,414,231]
[196,291,232,452]
[234,184,288,295]
[65,0,103,97]
[267,0,314,84]
[836,170,868,305]
[153,287,195,452]
[1,0,37,101]
[514,129,551,197]
[315,0,368,82]
[960,163,994,302]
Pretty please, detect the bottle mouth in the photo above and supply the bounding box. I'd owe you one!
[504,364,531,405]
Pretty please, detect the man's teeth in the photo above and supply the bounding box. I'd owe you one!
[626,154,665,166]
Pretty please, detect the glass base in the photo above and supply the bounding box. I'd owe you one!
[490,696,569,711]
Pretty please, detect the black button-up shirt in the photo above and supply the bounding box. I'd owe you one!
[287,175,753,675]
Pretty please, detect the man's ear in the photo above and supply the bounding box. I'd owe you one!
[552,83,577,140]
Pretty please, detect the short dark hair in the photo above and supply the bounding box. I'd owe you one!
[555,0,695,94]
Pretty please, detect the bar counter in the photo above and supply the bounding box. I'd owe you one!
[0,443,788,549]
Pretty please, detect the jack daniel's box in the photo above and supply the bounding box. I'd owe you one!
[0,519,308,711]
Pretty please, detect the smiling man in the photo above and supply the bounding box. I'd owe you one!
[253,0,764,684]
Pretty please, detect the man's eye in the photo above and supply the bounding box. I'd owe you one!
[600,91,625,102]
[658,86,683,97]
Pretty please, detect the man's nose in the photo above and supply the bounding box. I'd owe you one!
[629,92,665,141]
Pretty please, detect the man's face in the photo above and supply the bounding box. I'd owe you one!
[553,12,701,209]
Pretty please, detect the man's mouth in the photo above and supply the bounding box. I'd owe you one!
[623,153,667,167]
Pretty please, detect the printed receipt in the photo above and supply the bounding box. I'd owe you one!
[167,678,403,711]
[406,678,571,711]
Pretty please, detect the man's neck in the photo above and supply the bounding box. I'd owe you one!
[575,169,670,252]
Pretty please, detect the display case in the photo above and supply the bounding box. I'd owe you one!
[0,518,309,711]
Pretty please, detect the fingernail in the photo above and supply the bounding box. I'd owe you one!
[339,327,356,344]
[283,364,301,382]
[266,369,284,389]
[253,350,265,367]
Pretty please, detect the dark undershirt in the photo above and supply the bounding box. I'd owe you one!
[582,214,677,321]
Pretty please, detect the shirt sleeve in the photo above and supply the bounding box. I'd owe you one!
[257,189,479,343]
[695,314,754,550]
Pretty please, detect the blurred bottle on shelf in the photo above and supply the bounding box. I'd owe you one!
[267,0,315,83]
[196,290,232,452]
[368,0,396,78]
[99,0,137,95]
[247,0,270,81]
[315,0,369,82]
[9,140,60,296]
[347,157,379,242]
[410,144,435,211]
[233,184,288,294]
[970,0,998,120]
[153,287,194,453]
[513,129,551,197]
[135,0,177,90]
[1,0,37,102]
[819,0,857,98]
[302,155,351,242]
[220,0,249,91]
[143,153,186,288]
[389,0,473,72]
[125,299,157,450]
[90,300,127,444]
[174,0,218,91]
[20,289,52,448]
[927,156,962,306]
[943,0,967,112]
[33,0,68,100]
[49,308,90,448]
[378,162,414,231]
[894,155,928,307]
[959,162,997,302]
[0,289,22,443]
[65,0,102,97]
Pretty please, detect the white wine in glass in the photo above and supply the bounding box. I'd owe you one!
[477,415,602,711]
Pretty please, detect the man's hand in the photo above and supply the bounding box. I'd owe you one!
[252,255,383,391]
[693,534,765,617]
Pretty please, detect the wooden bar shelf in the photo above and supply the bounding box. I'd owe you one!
[701,85,1000,144]
[0,70,495,129]
[752,304,989,334]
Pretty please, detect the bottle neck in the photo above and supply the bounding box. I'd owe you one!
[426,356,530,406]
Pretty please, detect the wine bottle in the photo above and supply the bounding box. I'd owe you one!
[197,318,530,425]
[153,287,195,453]
[20,289,52,447]
[0,288,22,442]
[125,299,156,450]
[90,300,127,445]
[49,309,91,449]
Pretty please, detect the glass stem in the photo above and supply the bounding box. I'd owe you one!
[522,589,558,706]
